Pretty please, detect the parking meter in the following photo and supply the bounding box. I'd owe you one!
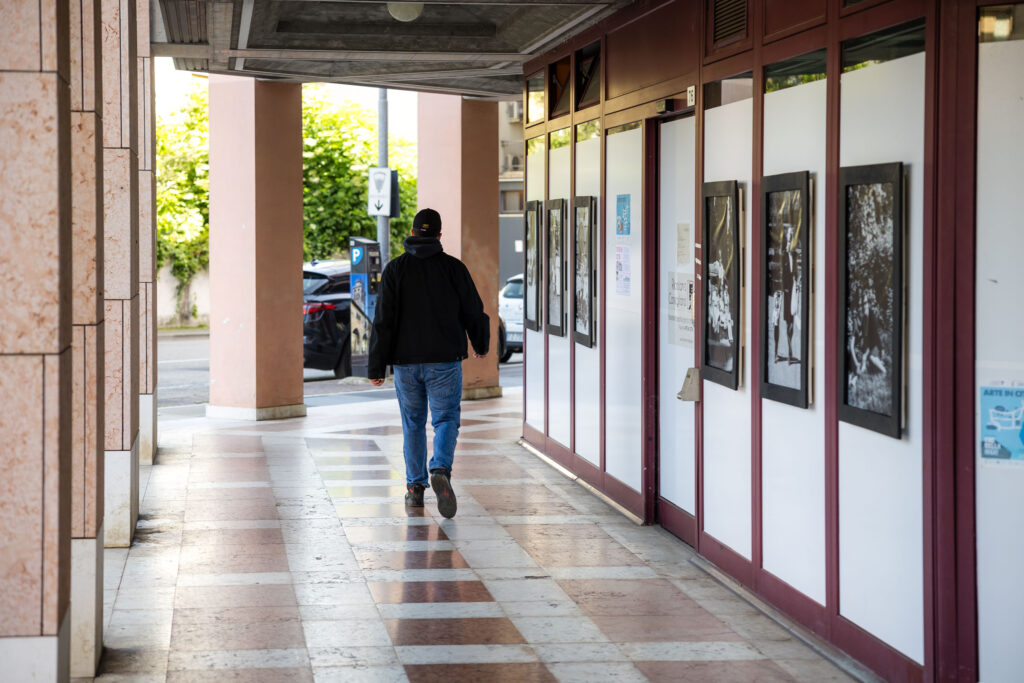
[349,236,383,377]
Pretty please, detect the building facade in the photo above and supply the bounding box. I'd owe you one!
[518,1,1023,681]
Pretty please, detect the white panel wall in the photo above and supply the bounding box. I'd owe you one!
[976,38,1024,683]
[575,134,602,466]
[604,126,643,491]
[761,79,827,604]
[548,142,572,447]
[658,116,697,513]
[525,142,546,430]
[838,53,924,664]
[703,99,753,559]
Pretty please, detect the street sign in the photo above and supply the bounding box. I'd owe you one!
[368,167,391,216]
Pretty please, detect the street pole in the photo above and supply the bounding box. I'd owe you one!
[377,88,390,264]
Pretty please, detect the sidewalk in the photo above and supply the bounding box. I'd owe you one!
[89,387,868,682]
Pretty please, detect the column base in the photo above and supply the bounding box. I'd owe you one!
[0,610,70,682]
[462,385,503,401]
[139,392,156,465]
[104,437,140,548]
[206,403,307,421]
[69,530,103,677]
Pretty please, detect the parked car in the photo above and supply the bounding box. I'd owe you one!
[303,260,352,378]
[498,273,523,362]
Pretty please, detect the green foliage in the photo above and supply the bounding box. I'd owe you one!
[302,84,417,261]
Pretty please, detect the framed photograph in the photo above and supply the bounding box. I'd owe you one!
[702,180,742,390]
[760,172,811,408]
[838,162,904,438]
[546,199,567,336]
[573,196,596,347]
[524,200,541,331]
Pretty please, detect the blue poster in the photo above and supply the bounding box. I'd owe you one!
[616,194,631,236]
[979,385,1024,461]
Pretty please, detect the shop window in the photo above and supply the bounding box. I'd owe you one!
[765,49,827,93]
[842,18,926,72]
[575,42,601,110]
[527,72,545,124]
[979,5,1024,42]
[501,189,524,213]
[549,57,572,118]
[704,71,753,110]
[576,119,601,143]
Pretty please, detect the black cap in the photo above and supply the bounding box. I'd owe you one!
[413,208,442,237]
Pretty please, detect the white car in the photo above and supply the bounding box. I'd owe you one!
[498,274,523,362]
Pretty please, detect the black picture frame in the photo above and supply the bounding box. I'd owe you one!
[546,199,567,336]
[524,200,541,331]
[702,180,742,390]
[572,196,596,347]
[759,171,812,408]
[837,162,904,438]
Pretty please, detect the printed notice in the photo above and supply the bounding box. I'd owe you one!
[616,194,631,236]
[615,245,631,296]
[677,222,691,266]
[979,384,1024,465]
[667,274,695,346]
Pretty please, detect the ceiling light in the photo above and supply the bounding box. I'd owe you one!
[387,3,424,22]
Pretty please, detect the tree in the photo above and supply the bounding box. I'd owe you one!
[302,84,417,261]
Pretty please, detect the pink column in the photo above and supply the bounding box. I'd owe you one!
[207,76,306,420]
[101,0,140,548]
[0,1,74,678]
[417,94,502,397]
[136,0,156,465]
[69,0,106,674]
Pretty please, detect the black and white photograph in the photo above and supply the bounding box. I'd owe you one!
[760,172,811,408]
[573,197,596,347]
[525,201,541,331]
[702,180,741,390]
[547,199,566,336]
[838,162,904,438]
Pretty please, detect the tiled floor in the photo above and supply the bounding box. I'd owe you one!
[86,386,867,682]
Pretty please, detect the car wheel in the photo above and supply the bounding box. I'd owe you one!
[498,323,511,363]
[333,339,351,379]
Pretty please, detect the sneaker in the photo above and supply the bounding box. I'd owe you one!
[405,483,425,507]
[430,469,457,519]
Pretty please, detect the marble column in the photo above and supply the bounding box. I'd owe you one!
[417,94,502,398]
[0,2,74,680]
[136,0,156,465]
[207,76,306,420]
[68,0,106,675]
[101,0,140,548]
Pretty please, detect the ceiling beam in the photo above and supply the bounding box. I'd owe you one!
[273,0,610,5]
[152,43,530,62]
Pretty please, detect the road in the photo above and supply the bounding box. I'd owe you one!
[157,332,523,408]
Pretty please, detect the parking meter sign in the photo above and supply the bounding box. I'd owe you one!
[368,167,391,216]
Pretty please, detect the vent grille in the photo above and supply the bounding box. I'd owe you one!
[713,0,747,44]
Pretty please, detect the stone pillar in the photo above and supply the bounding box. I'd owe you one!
[101,0,140,548]
[0,2,74,680]
[207,76,306,420]
[68,0,106,675]
[417,94,502,398]
[136,0,157,464]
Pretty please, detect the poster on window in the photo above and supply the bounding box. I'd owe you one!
[979,384,1024,465]
[524,201,541,331]
[667,274,694,347]
[701,180,741,390]
[573,196,596,347]
[615,245,631,296]
[546,199,566,336]
[616,194,631,236]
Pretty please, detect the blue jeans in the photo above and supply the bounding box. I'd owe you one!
[393,362,462,486]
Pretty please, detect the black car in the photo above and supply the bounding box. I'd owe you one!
[303,260,352,378]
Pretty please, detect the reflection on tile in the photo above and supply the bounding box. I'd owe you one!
[171,619,306,651]
[167,648,310,671]
[355,550,470,571]
[166,669,314,683]
[617,641,764,661]
[370,580,494,604]
[378,602,503,620]
[395,644,537,665]
[306,438,381,452]
[405,662,556,683]
[545,661,647,682]
[634,659,797,682]
[385,617,526,646]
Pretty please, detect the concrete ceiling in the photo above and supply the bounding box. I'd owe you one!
[152,0,634,99]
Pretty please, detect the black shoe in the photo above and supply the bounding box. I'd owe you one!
[430,469,457,519]
[405,483,425,507]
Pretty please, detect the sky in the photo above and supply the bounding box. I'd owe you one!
[154,57,419,142]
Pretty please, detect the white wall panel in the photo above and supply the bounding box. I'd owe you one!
[604,126,643,491]
[760,79,827,604]
[838,52,924,664]
[976,38,1024,683]
[703,99,753,559]
[548,142,572,447]
[525,141,546,430]
[658,116,697,513]
[575,134,601,466]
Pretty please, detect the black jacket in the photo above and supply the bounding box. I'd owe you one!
[368,236,489,378]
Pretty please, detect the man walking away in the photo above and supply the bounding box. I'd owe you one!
[368,208,490,519]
